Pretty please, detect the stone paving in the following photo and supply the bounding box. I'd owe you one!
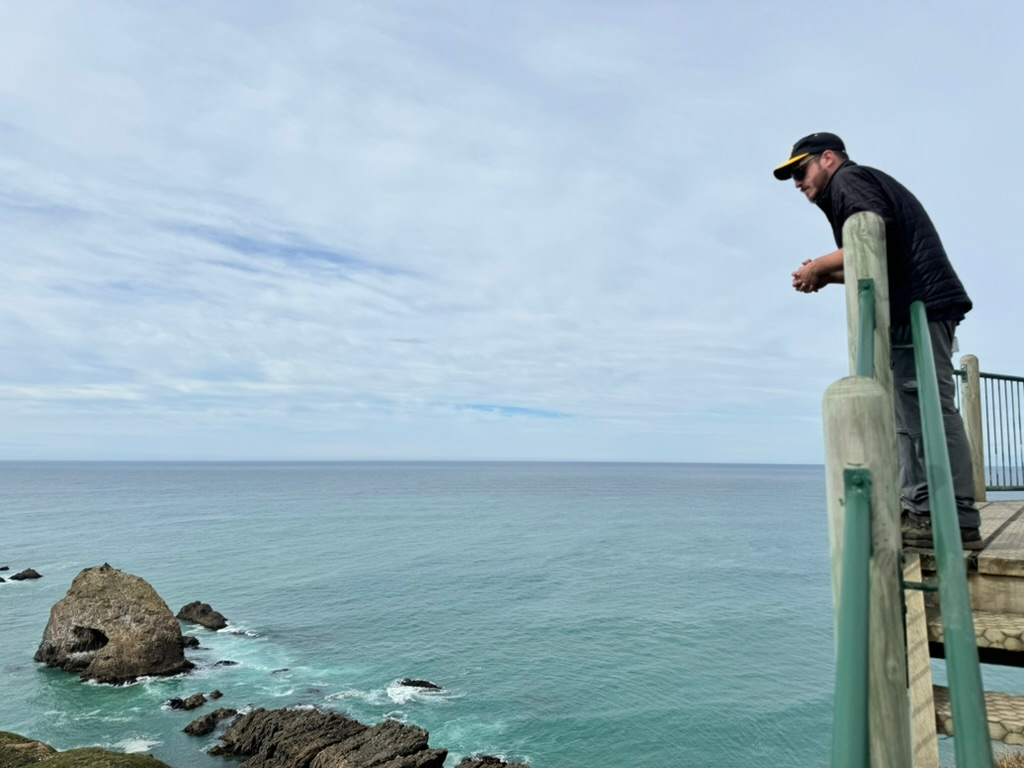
[934,685,1024,745]
[928,610,1024,650]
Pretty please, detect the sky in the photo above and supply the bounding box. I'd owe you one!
[2,1,1022,462]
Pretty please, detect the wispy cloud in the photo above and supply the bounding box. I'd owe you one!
[457,404,571,420]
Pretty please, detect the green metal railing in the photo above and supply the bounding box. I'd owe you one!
[954,368,1024,491]
[829,286,992,766]
[855,279,875,378]
[909,301,992,767]
[830,467,872,768]
[981,372,1024,491]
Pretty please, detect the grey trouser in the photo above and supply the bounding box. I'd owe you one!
[891,320,981,529]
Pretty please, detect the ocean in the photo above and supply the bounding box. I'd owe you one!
[0,462,849,766]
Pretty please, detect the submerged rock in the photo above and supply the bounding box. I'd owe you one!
[33,563,194,684]
[210,707,447,767]
[398,678,444,691]
[11,568,42,580]
[184,707,238,736]
[455,758,530,768]
[0,731,172,767]
[177,601,228,630]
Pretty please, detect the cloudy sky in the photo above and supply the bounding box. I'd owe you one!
[2,1,1021,462]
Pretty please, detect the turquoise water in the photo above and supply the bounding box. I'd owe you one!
[0,462,836,766]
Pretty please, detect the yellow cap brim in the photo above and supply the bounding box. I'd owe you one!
[773,152,810,181]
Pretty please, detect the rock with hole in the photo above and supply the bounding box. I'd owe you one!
[33,563,193,684]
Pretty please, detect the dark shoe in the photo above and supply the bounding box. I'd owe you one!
[902,510,933,548]
[960,527,984,551]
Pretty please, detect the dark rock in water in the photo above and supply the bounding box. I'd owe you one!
[181,634,200,649]
[0,578,5,584]
[0,565,9,571]
[184,707,237,737]
[176,600,228,630]
[1,730,173,766]
[212,707,447,767]
[272,668,290,674]
[169,692,207,710]
[214,659,239,667]
[33,564,194,684]
[11,568,42,580]
[455,758,530,768]
[399,678,444,691]
[210,689,224,699]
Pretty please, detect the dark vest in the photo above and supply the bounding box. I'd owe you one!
[815,161,971,325]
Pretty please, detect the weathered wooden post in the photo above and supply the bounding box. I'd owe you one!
[961,354,987,502]
[828,211,913,766]
[824,377,911,768]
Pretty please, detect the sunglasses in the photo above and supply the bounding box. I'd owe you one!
[791,155,818,183]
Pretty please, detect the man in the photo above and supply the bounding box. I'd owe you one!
[774,132,981,549]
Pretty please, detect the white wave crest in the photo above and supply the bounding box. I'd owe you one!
[385,679,451,705]
[325,688,388,706]
[218,623,262,637]
[112,737,161,753]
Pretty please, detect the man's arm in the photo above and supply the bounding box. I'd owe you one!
[792,248,844,293]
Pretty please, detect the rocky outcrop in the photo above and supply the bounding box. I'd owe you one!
[181,635,200,649]
[177,601,228,630]
[0,731,172,767]
[11,568,42,580]
[184,708,238,737]
[0,731,55,765]
[207,708,447,768]
[455,758,529,768]
[33,563,194,684]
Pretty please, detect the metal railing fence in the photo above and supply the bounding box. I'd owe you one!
[955,369,1024,491]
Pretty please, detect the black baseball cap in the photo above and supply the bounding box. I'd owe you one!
[773,132,846,180]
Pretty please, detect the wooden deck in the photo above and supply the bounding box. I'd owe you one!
[913,499,1024,615]
[911,499,1024,748]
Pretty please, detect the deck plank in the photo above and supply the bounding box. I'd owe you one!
[979,501,1024,576]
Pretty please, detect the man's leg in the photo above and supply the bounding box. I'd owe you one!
[891,324,928,515]
[930,320,981,530]
[892,320,981,536]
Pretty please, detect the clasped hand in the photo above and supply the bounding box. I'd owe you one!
[792,259,824,293]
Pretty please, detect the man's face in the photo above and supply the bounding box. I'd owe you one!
[793,153,831,202]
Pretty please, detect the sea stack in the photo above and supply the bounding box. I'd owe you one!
[34,563,194,684]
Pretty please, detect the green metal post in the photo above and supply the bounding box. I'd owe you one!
[910,301,993,766]
[831,468,872,768]
[856,279,876,379]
